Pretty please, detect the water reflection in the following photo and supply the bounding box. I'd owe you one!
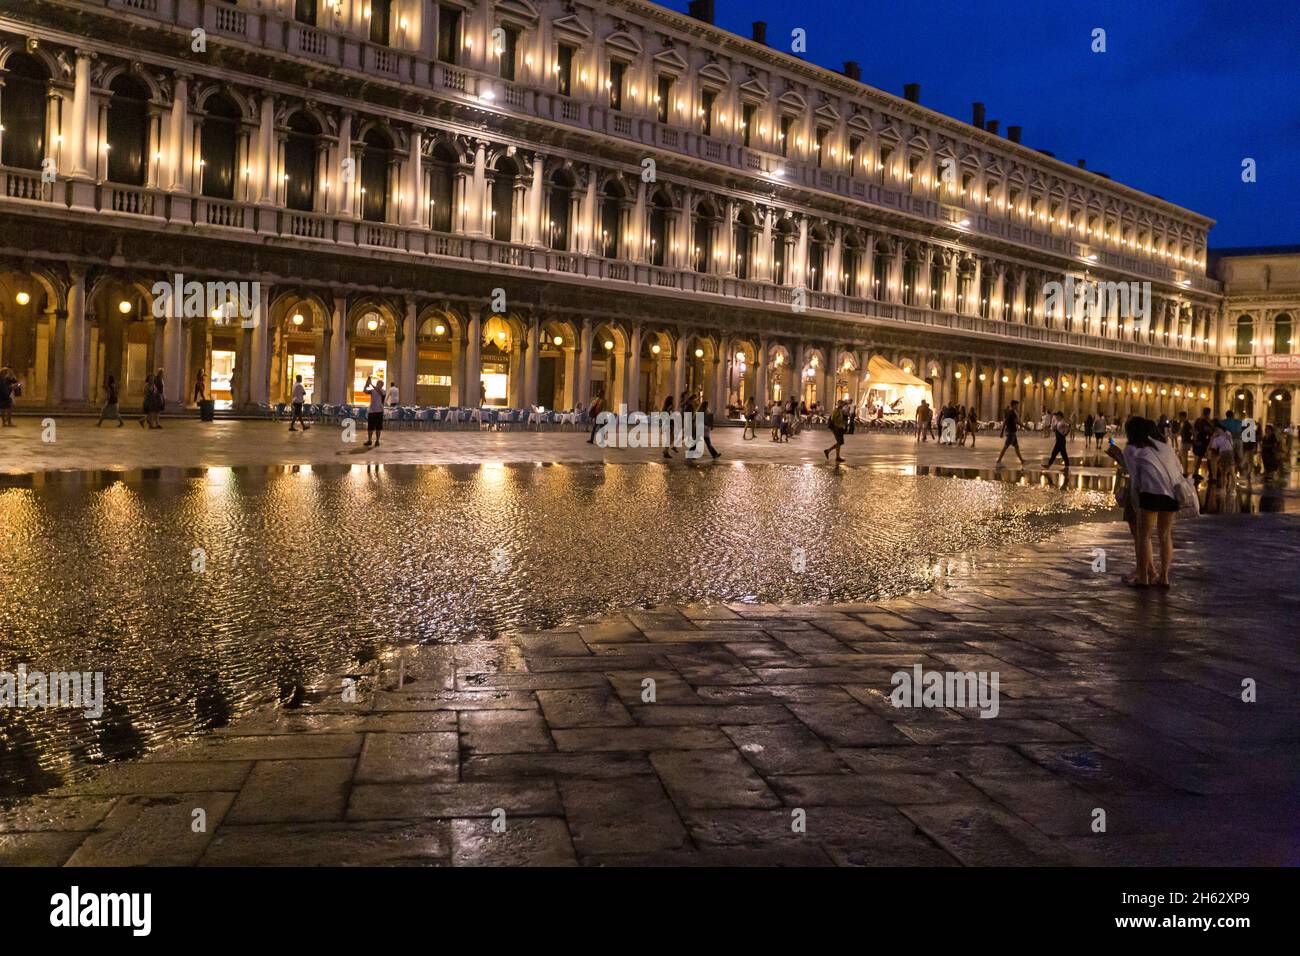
[0,458,1277,798]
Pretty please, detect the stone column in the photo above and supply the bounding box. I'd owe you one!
[63,270,88,404]
[405,129,423,227]
[330,298,349,404]
[163,308,185,406]
[577,318,593,405]
[624,323,643,411]
[524,315,540,407]
[754,337,769,407]
[465,310,483,405]
[402,298,418,397]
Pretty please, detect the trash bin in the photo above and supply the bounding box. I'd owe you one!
[198,399,215,422]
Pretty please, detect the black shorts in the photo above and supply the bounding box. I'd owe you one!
[1003,433,1018,446]
[830,427,845,443]
[367,412,384,431]
[1138,492,1178,513]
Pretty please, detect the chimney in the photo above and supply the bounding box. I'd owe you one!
[971,102,985,129]
[985,120,999,136]
[1007,125,1022,144]
[751,21,767,44]
[842,61,861,81]
[1037,149,1056,158]
[903,83,920,103]
[687,0,714,23]
[1076,159,1087,169]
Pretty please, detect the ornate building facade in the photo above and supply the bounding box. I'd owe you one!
[0,0,1247,423]
[1213,248,1299,429]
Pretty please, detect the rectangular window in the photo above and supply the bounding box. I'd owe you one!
[741,103,756,147]
[779,116,793,157]
[879,145,893,178]
[437,5,462,64]
[556,44,574,96]
[700,89,716,136]
[498,24,519,81]
[369,0,391,46]
[815,127,828,168]
[656,74,673,124]
[848,136,862,176]
[608,60,625,111]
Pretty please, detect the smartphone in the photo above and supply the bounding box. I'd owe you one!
[1108,437,1117,447]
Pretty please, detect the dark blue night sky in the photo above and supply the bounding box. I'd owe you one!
[659,0,1299,248]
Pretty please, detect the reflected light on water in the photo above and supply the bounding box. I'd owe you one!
[0,460,1118,798]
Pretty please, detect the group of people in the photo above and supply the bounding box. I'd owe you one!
[92,369,166,428]
[916,400,982,447]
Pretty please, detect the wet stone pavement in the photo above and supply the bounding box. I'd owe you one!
[3,513,1296,867]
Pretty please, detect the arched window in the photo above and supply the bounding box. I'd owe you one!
[648,189,671,266]
[929,256,943,310]
[427,141,458,232]
[106,75,150,186]
[733,208,756,280]
[1275,314,1294,354]
[200,94,241,200]
[360,128,392,222]
[0,54,47,170]
[284,112,321,212]
[807,228,828,292]
[1235,316,1253,355]
[599,180,625,258]
[547,167,574,250]
[490,156,518,242]
[693,200,719,273]
[1001,270,1015,321]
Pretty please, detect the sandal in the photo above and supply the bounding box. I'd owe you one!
[1120,574,1149,588]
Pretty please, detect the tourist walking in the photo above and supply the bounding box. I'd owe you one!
[824,398,850,463]
[995,400,1025,467]
[0,367,19,427]
[661,393,676,458]
[362,375,385,447]
[1261,424,1282,477]
[962,406,978,447]
[193,372,206,406]
[915,400,934,442]
[1043,411,1071,472]
[1092,412,1107,447]
[742,397,757,440]
[288,374,310,431]
[698,400,721,459]
[96,375,125,427]
[386,380,400,407]
[1083,413,1094,448]
[153,369,166,427]
[586,396,604,443]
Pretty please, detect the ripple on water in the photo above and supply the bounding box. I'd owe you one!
[0,461,1113,798]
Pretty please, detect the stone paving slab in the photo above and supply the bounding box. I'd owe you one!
[1,514,1297,866]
